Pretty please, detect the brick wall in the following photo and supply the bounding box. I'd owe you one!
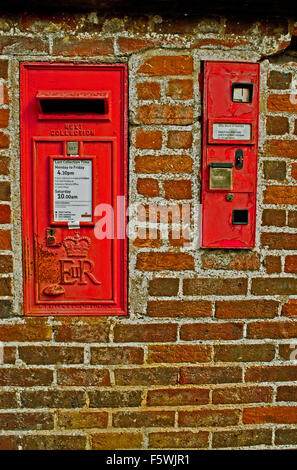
[0,12,296,450]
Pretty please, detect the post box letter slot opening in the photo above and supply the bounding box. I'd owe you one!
[37,90,110,120]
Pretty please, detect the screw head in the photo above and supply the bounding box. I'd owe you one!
[226,193,234,202]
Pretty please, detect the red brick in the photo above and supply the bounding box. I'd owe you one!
[0,436,19,450]
[279,343,297,361]
[292,163,297,179]
[0,254,12,272]
[0,300,13,318]
[118,37,159,53]
[115,367,178,386]
[135,155,192,174]
[288,210,297,227]
[57,368,110,386]
[0,60,8,79]
[245,366,297,382]
[167,131,192,149]
[0,278,11,295]
[265,255,282,273]
[149,431,208,449]
[18,346,84,364]
[243,406,297,424]
[0,36,48,54]
[113,410,175,428]
[137,178,159,197]
[0,412,53,430]
[147,388,209,406]
[184,278,247,295]
[138,55,193,76]
[0,133,9,150]
[213,429,272,448]
[92,432,143,450]
[0,157,9,175]
[54,319,110,342]
[90,346,144,365]
[133,228,161,248]
[282,299,297,317]
[268,71,292,89]
[137,104,193,125]
[0,109,9,128]
[284,255,297,273]
[0,230,11,250]
[148,278,179,296]
[21,390,86,409]
[0,181,10,200]
[0,321,51,342]
[263,161,286,181]
[0,391,18,408]
[0,205,10,223]
[166,79,193,99]
[163,180,192,199]
[251,277,297,295]
[137,252,194,271]
[277,386,297,402]
[215,300,278,319]
[179,409,240,427]
[201,252,260,270]
[261,232,297,250]
[53,37,113,56]
[247,321,297,339]
[212,386,273,404]
[265,139,297,158]
[180,366,242,385]
[266,115,289,135]
[89,390,142,408]
[114,323,177,343]
[267,94,297,112]
[148,344,211,363]
[137,81,161,100]
[58,411,108,429]
[135,130,162,149]
[262,209,286,227]
[23,435,87,450]
[147,300,212,318]
[264,185,297,205]
[214,343,275,362]
[275,429,297,446]
[180,323,243,341]
[0,368,53,386]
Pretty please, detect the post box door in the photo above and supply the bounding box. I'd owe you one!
[201,61,259,249]
[20,63,127,315]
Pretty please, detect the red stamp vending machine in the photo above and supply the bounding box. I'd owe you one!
[201,61,260,248]
[20,63,127,315]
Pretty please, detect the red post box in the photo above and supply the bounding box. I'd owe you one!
[20,63,127,315]
[201,61,260,248]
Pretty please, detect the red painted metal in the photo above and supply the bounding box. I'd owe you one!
[201,61,260,248]
[20,63,127,315]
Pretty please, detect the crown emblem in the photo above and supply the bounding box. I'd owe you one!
[63,232,91,258]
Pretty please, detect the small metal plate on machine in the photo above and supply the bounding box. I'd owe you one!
[213,123,251,141]
[209,163,233,190]
[53,158,93,223]
[67,141,79,155]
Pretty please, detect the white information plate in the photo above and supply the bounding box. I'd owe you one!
[213,123,251,141]
[53,159,92,223]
